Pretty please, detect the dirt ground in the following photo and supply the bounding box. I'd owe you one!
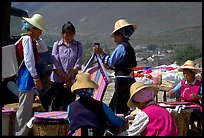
[102,80,173,105]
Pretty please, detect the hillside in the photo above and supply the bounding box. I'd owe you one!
[12,2,202,48]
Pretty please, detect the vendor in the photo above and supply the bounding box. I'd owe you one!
[168,60,202,104]
[168,60,202,132]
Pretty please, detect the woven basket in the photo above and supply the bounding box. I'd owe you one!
[3,103,44,136]
[32,121,69,136]
[170,109,193,136]
[2,112,15,136]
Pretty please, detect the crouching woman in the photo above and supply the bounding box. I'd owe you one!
[67,73,125,136]
[118,82,178,136]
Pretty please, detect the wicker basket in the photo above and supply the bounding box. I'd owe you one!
[170,109,193,136]
[3,103,44,136]
[2,111,15,136]
[32,121,69,136]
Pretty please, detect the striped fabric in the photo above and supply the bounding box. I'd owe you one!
[163,101,194,105]
[83,54,110,101]
[2,107,15,114]
[34,111,68,120]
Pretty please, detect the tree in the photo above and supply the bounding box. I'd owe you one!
[173,43,202,65]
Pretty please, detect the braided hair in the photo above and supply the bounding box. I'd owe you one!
[21,20,34,36]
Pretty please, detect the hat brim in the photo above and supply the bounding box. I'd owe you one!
[178,66,198,73]
[23,17,46,32]
[127,85,158,108]
[110,24,137,37]
[71,82,98,94]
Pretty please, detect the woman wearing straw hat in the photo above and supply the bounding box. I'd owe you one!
[14,13,48,136]
[67,72,125,136]
[49,21,83,111]
[168,60,202,103]
[93,19,137,115]
[168,60,202,132]
[118,82,178,136]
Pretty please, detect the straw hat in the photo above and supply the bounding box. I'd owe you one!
[178,60,198,73]
[110,19,137,37]
[22,14,46,31]
[71,73,98,93]
[127,82,158,108]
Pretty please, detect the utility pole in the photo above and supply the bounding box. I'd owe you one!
[1,1,11,47]
[157,47,159,66]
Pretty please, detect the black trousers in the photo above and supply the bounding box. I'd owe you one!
[109,77,135,115]
[49,82,76,111]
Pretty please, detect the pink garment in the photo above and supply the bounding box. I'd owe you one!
[132,88,154,103]
[180,80,201,101]
[141,104,178,136]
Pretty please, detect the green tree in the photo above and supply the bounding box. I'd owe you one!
[146,44,158,51]
[173,43,202,65]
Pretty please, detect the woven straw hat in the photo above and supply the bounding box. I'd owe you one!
[127,82,158,108]
[23,14,46,31]
[110,19,137,37]
[178,60,198,73]
[71,73,98,93]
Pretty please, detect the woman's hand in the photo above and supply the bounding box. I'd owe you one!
[190,93,201,100]
[61,73,71,82]
[33,76,43,90]
[168,89,175,97]
[34,95,41,103]
[64,79,73,89]
[93,47,103,54]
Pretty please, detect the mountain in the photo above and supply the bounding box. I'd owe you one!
[12,2,202,48]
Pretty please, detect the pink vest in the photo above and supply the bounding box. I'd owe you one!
[141,104,178,136]
[180,80,201,101]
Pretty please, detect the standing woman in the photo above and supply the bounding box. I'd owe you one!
[49,21,83,111]
[15,14,48,136]
[93,19,137,115]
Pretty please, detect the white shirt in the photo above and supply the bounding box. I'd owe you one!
[118,110,149,136]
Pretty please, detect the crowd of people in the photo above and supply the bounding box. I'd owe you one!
[11,13,202,136]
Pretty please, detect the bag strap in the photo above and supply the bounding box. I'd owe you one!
[15,37,24,71]
[74,41,79,65]
[18,60,24,70]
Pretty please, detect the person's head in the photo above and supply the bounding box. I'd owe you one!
[22,14,46,39]
[110,19,137,43]
[178,60,198,83]
[71,73,98,98]
[61,21,75,43]
[127,82,158,110]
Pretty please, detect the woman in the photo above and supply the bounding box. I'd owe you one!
[168,60,202,103]
[15,13,48,136]
[168,60,202,132]
[118,82,178,136]
[67,72,125,136]
[49,21,83,111]
[93,19,137,115]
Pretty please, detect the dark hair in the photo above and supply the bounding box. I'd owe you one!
[61,21,76,35]
[183,68,196,75]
